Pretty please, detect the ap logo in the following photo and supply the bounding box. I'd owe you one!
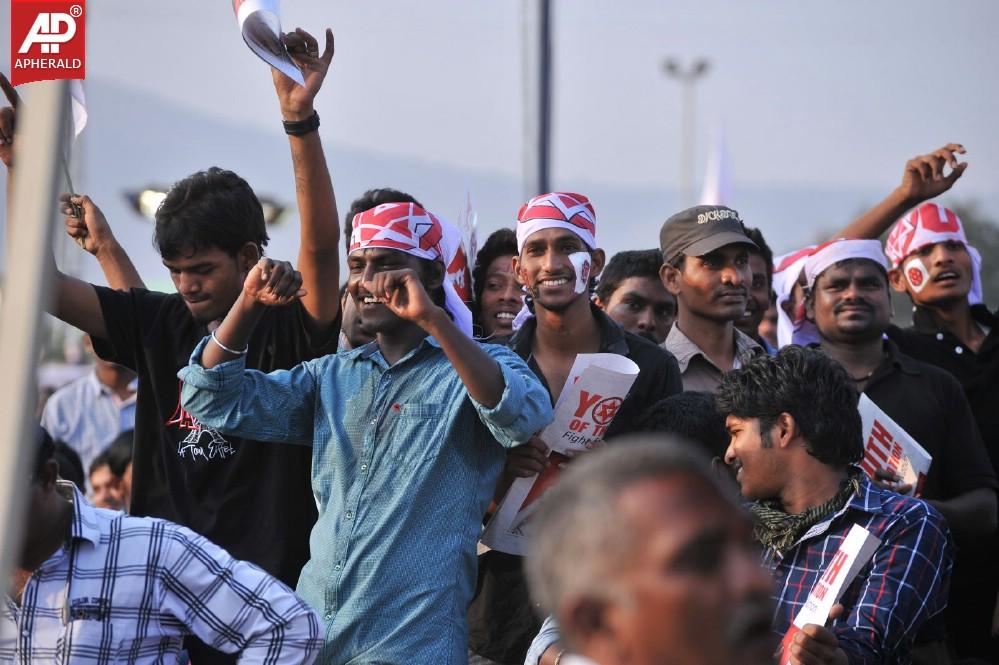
[10,1,86,86]
[19,11,78,54]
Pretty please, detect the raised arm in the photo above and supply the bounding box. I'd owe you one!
[832,143,967,241]
[273,28,340,336]
[0,73,108,339]
[58,193,145,290]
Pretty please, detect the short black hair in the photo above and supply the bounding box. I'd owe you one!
[343,188,423,252]
[34,426,56,481]
[745,227,774,289]
[715,346,863,467]
[471,228,518,318]
[635,392,730,459]
[154,167,269,260]
[52,440,85,490]
[105,430,134,478]
[596,249,664,303]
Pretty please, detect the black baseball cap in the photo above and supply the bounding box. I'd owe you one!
[659,205,757,263]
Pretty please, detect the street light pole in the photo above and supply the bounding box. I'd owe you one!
[662,58,709,208]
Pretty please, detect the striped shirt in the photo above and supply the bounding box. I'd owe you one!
[1,483,322,664]
[766,475,953,664]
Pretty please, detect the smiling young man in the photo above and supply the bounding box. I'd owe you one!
[594,249,677,344]
[179,202,552,664]
[472,228,521,338]
[659,205,763,392]
[737,227,777,354]
[2,31,340,665]
[717,347,953,664]
[467,192,682,665]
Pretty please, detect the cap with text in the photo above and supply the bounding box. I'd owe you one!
[659,205,757,263]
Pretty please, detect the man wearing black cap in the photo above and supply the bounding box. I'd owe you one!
[659,205,762,392]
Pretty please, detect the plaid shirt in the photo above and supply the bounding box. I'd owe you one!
[1,483,322,664]
[766,475,953,664]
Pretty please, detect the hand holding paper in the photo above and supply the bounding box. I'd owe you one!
[273,27,334,121]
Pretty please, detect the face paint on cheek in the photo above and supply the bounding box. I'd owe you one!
[568,251,592,295]
[905,257,930,293]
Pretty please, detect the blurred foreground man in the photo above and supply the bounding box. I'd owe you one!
[525,438,776,665]
[1,428,322,663]
[718,347,953,664]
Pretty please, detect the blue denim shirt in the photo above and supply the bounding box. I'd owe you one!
[178,336,552,665]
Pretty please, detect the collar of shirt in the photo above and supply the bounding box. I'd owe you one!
[85,371,138,408]
[765,473,884,561]
[345,335,443,369]
[664,323,762,373]
[912,303,998,337]
[508,303,630,359]
[64,482,103,549]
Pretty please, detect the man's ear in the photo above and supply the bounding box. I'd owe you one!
[660,262,682,297]
[561,595,615,655]
[589,249,607,280]
[887,267,909,294]
[237,242,262,274]
[803,290,816,323]
[512,255,527,287]
[775,412,798,450]
[593,295,607,311]
[423,260,445,291]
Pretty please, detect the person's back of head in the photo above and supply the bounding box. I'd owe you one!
[635,391,730,459]
[154,167,269,260]
[342,188,422,252]
[51,439,85,491]
[526,437,774,665]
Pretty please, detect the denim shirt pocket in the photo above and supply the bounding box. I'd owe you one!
[383,402,447,469]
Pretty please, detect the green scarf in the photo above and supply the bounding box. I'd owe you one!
[751,468,864,555]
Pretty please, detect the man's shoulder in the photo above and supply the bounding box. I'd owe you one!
[854,479,948,536]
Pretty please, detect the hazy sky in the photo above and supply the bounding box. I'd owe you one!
[1,1,996,283]
[3,1,996,191]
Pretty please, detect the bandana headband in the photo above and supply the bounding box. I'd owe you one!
[804,239,889,290]
[516,192,597,252]
[349,203,474,336]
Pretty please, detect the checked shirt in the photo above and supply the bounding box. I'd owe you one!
[766,475,953,664]
[1,483,322,664]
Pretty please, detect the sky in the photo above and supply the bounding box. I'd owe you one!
[1,0,997,287]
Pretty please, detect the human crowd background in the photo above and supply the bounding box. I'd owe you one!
[1,23,997,665]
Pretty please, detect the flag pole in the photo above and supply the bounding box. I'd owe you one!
[0,79,70,588]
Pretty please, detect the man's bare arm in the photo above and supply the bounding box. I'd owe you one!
[59,194,145,290]
[273,28,340,335]
[832,143,967,241]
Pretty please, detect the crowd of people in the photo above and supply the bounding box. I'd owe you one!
[1,24,997,665]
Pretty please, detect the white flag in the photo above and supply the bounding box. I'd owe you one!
[699,125,733,206]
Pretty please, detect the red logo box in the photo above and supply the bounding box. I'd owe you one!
[10,0,86,86]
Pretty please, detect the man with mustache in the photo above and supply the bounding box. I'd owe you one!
[526,438,778,665]
[659,205,763,392]
[467,192,682,665]
[803,238,997,658]
[718,347,953,664]
[737,227,777,354]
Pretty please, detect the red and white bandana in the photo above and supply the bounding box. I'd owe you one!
[885,203,983,305]
[516,192,597,252]
[349,203,474,336]
[804,239,889,290]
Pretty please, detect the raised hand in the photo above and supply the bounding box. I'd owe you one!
[897,143,967,204]
[272,27,334,121]
[243,258,307,307]
[59,193,114,255]
[361,268,441,327]
[0,73,20,169]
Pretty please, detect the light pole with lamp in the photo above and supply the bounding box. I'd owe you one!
[662,58,709,208]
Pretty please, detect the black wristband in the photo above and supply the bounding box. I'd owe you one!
[283,111,320,136]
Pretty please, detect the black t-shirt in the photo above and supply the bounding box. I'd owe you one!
[887,305,999,478]
[467,306,683,663]
[862,340,997,502]
[91,286,338,588]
